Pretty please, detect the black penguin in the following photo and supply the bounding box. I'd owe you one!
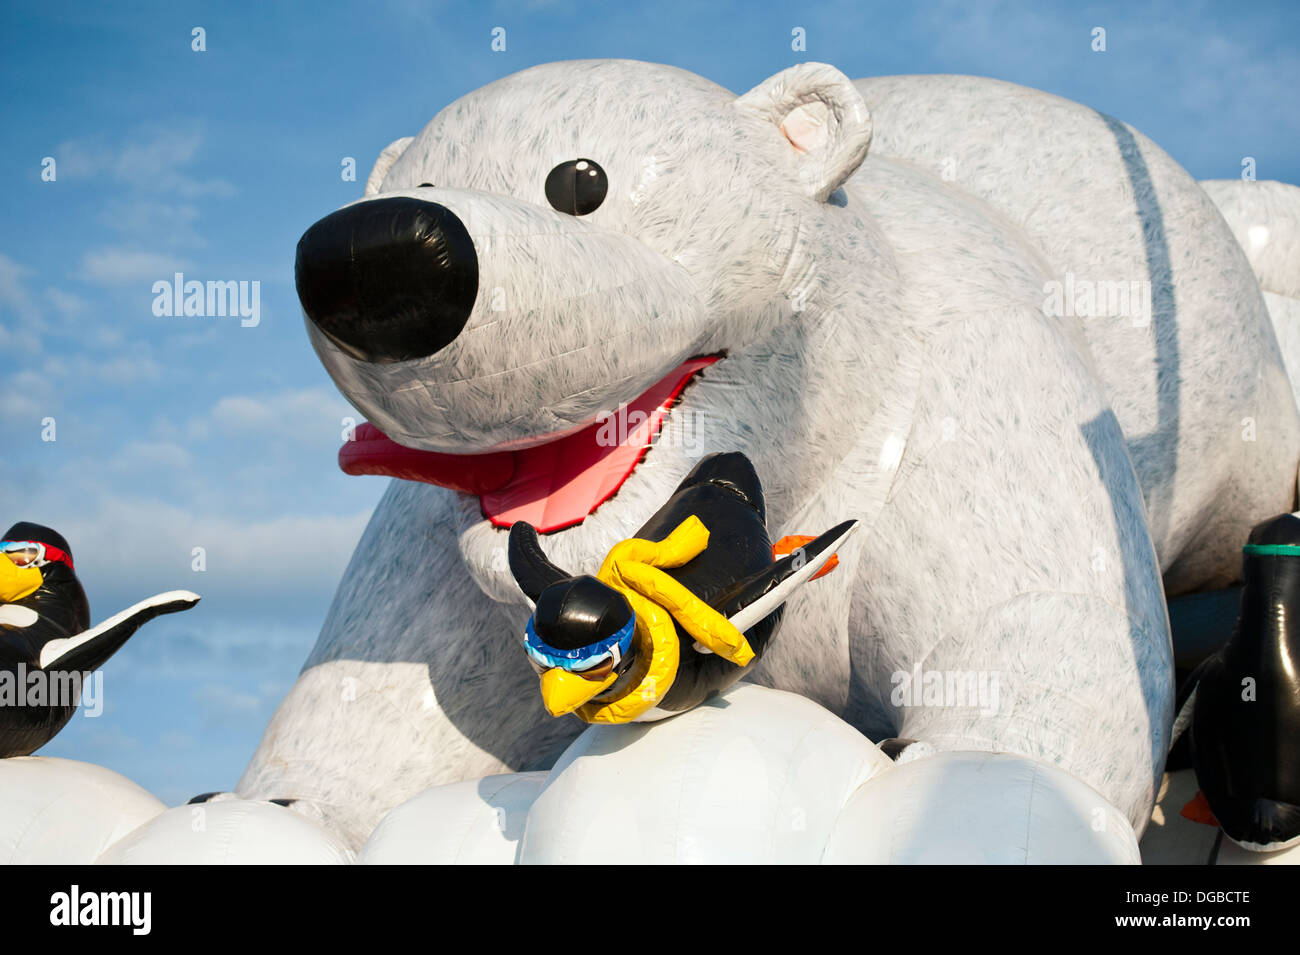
[0,521,199,758]
[509,452,856,717]
[1179,512,1300,850]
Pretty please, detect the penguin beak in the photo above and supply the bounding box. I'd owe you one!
[538,666,618,717]
[0,557,42,603]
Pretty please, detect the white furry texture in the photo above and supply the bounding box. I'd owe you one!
[856,76,1298,593]
[1201,179,1300,299]
[1264,293,1300,410]
[364,136,413,198]
[1202,180,1300,410]
[240,60,1300,850]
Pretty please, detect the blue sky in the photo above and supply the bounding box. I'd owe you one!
[1,0,1297,804]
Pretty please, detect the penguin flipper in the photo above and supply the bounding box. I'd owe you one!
[721,520,859,633]
[38,590,200,672]
[1165,672,1205,771]
[508,521,570,607]
[1171,654,1217,748]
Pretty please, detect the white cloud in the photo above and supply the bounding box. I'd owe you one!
[209,394,276,430]
[0,253,44,353]
[46,287,87,316]
[45,491,373,605]
[203,387,356,447]
[77,725,144,753]
[0,255,149,358]
[0,321,41,355]
[194,683,263,716]
[0,369,54,423]
[109,440,193,473]
[57,126,236,198]
[0,253,39,319]
[0,392,43,424]
[159,730,198,750]
[38,351,163,387]
[96,353,163,385]
[81,248,191,285]
[101,197,205,248]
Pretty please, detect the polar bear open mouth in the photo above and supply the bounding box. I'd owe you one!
[339,356,719,533]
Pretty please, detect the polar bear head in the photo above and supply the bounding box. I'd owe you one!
[296,59,874,533]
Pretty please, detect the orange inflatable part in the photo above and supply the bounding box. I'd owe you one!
[772,535,839,580]
[1180,790,1220,827]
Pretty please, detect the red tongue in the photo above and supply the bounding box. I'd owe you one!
[339,427,515,495]
[339,357,717,533]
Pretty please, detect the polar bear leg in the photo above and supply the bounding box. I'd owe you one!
[844,310,1174,835]
[883,590,1172,835]
[236,480,583,848]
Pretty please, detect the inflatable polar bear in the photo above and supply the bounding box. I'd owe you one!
[206,59,1300,860]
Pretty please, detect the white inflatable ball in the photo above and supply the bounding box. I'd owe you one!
[97,798,354,864]
[0,757,167,864]
[520,682,894,864]
[360,772,546,864]
[824,750,1141,864]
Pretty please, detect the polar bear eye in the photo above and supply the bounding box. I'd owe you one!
[418,182,434,188]
[545,159,607,215]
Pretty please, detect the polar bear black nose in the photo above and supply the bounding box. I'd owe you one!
[295,197,479,363]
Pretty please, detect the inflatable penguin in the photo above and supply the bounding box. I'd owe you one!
[508,453,856,723]
[1176,512,1300,851]
[0,522,199,758]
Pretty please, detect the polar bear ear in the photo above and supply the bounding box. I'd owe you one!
[364,136,414,197]
[735,63,871,202]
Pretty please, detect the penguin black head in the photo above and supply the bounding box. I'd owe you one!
[3,522,74,568]
[509,521,643,716]
[2,521,88,634]
[1245,512,1300,547]
[533,575,635,655]
[509,522,638,676]
[673,452,765,519]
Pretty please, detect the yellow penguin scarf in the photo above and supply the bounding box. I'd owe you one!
[577,516,754,724]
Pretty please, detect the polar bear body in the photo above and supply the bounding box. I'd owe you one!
[239,61,1299,849]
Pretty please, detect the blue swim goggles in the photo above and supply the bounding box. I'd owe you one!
[522,613,636,674]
